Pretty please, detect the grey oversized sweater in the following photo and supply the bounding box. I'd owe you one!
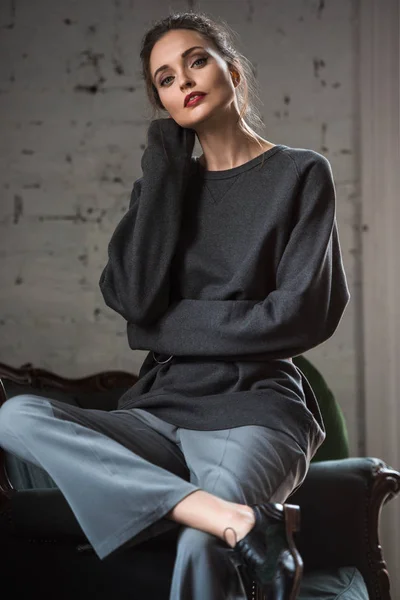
[99,121,350,444]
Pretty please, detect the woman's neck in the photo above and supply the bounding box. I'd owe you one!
[197,139,275,171]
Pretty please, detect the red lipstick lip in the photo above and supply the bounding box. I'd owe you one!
[184,92,206,107]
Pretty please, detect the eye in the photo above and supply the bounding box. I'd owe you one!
[192,56,208,67]
[160,56,209,87]
[160,75,174,87]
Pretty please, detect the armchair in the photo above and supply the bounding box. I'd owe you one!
[0,360,399,600]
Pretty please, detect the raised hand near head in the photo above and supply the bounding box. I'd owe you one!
[145,118,196,164]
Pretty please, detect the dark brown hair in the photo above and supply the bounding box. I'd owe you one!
[139,10,265,150]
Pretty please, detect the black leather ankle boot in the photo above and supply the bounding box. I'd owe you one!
[226,502,303,600]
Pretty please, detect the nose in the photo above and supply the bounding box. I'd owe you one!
[178,69,195,91]
[181,82,195,93]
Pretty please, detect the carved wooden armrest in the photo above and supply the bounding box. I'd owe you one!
[289,457,400,600]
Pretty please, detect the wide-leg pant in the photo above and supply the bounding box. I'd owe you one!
[0,394,317,600]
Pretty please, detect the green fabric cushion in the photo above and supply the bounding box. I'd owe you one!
[293,355,350,463]
[298,566,368,599]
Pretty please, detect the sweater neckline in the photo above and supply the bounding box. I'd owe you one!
[192,144,287,180]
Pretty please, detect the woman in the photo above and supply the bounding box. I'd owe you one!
[0,11,350,600]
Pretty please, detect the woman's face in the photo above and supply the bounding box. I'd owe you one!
[149,28,238,129]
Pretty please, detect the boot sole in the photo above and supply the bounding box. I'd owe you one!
[249,503,303,600]
[283,503,303,600]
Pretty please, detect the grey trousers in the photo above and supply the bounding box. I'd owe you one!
[0,394,316,600]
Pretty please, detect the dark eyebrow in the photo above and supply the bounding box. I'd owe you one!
[153,46,205,82]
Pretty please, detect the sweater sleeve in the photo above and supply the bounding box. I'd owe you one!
[98,124,194,327]
[126,153,350,359]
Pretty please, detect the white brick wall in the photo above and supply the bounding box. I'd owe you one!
[0,0,361,453]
